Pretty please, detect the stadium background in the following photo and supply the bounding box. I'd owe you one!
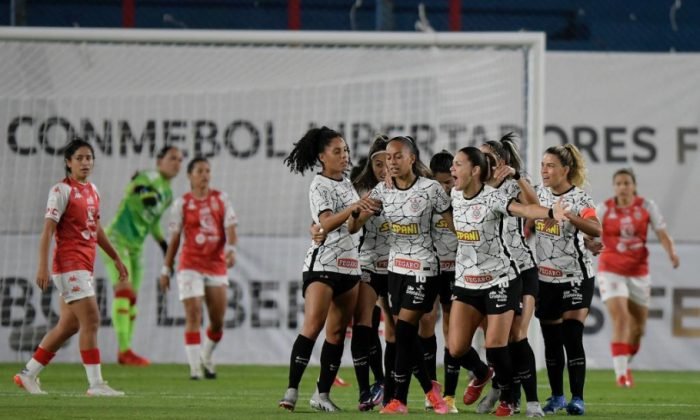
[0,0,698,374]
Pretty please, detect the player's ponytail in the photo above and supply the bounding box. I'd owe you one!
[285,126,343,175]
[499,132,524,174]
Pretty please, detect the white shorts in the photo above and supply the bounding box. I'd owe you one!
[176,270,228,301]
[52,270,95,304]
[598,272,651,307]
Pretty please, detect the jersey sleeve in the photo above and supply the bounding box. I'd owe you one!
[432,181,452,213]
[167,197,184,236]
[595,202,606,222]
[577,193,597,218]
[45,183,70,222]
[491,190,511,216]
[310,181,335,217]
[645,199,667,230]
[222,194,239,228]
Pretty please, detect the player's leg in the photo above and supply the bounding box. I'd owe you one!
[202,280,228,379]
[103,239,137,364]
[600,272,632,386]
[123,248,149,365]
[353,279,379,410]
[177,270,206,379]
[625,275,651,387]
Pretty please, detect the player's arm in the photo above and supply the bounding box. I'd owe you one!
[36,219,57,291]
[150,217,168,255]
[97,222,130,290]
[564,207,601,237]
[655,228,680,268]
[159,227,182,292]
[348,195,382,234]
[507,198,568,222]
[440,209,456,234]
[515,176,539,205]
[225,224,238,268]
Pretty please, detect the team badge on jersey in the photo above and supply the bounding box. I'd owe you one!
[409,197,425,214]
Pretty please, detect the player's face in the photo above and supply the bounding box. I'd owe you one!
[158,148,183,180]
[319,137,349,176]
[371,152,387,181]
[613,173,636,200]
[451,152,478,191]
[188,161,211,190]
[66,146,94,181]
[433,171,454,194]
[386,141,415,179]
[541,153,569,188]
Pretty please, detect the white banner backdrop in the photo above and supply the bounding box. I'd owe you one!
[0,235,698,370]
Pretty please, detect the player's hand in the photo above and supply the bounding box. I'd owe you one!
[36,266,50,291]
[493,165,514,183]
[225,250,236,268]
[583,236,603,256]
[159,274,170,292]
[551,198,571,223]
[310,223,326,245]
[358,196,382,215]
[383,170,394,189]
[671,253,680,269]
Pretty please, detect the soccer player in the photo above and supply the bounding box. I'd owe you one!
[446,146,565,416]
[350,135,391,411]
[159,157,238,380]
[14,139,127,396]
[479,135,544,417]
[278,127,376,412]
[103,145,183,366]
[594,168,679,387]
[418,150,458,413]
[359,136,451,415]
[535,144,601,416]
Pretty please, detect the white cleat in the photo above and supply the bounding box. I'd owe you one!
[279,388,298,411]
[14,372,47,395]
[86,382,125,396]
[476,387,500,414]
[310,389,341,412]
[526,401,545,417]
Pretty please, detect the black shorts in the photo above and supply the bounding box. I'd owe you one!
[302,271,360,298]
[387,272,440,316]
[535,277,595,321]
[452,279,521,316]
[519,267,539,297]
[438,271,456,305]
[361,270,388,299]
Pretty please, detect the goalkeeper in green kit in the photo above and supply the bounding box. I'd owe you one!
[102,146,183,365]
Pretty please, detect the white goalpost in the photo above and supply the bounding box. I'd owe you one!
[0,27,545,364]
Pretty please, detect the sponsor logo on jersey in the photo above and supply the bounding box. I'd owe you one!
[46,208,59,217]
[375,260,389,269]
[535,220,561,235]
[392,223,419,235]
[539,266,564,277]
[337,258,359,269]
[71,286,81,293]
[68,276,78,283]
[440,260,455,271]
[435,218,449,229]
[395,258,421,270]
[464,274,493,283]
[456,230,480,242]
[379,222,391,233]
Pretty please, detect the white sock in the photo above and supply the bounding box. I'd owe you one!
[83,364,104,387]
[185,344,201,375]
[25,358,45,378]
[612,355,628,378]
[202,336,218,363]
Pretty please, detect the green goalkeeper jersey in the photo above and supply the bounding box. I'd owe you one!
[106,170,173,248]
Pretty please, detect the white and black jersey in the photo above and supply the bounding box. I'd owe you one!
[498,178,537,271]
[370,177,451,277]
[303,174,361,275]
[452,185,519,290]
[535,185,596,283]
[432,212,457,273]
[358,210,391,274]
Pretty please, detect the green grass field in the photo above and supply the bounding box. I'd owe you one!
[0,363,697,419]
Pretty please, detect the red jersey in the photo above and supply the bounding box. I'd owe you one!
[596,196,665,276]
[45,178,101,274]
[169,190,237,275]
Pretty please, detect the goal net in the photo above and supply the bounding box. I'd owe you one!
[0,28,544,364]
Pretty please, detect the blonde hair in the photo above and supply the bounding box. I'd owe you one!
[544,144,587,187]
